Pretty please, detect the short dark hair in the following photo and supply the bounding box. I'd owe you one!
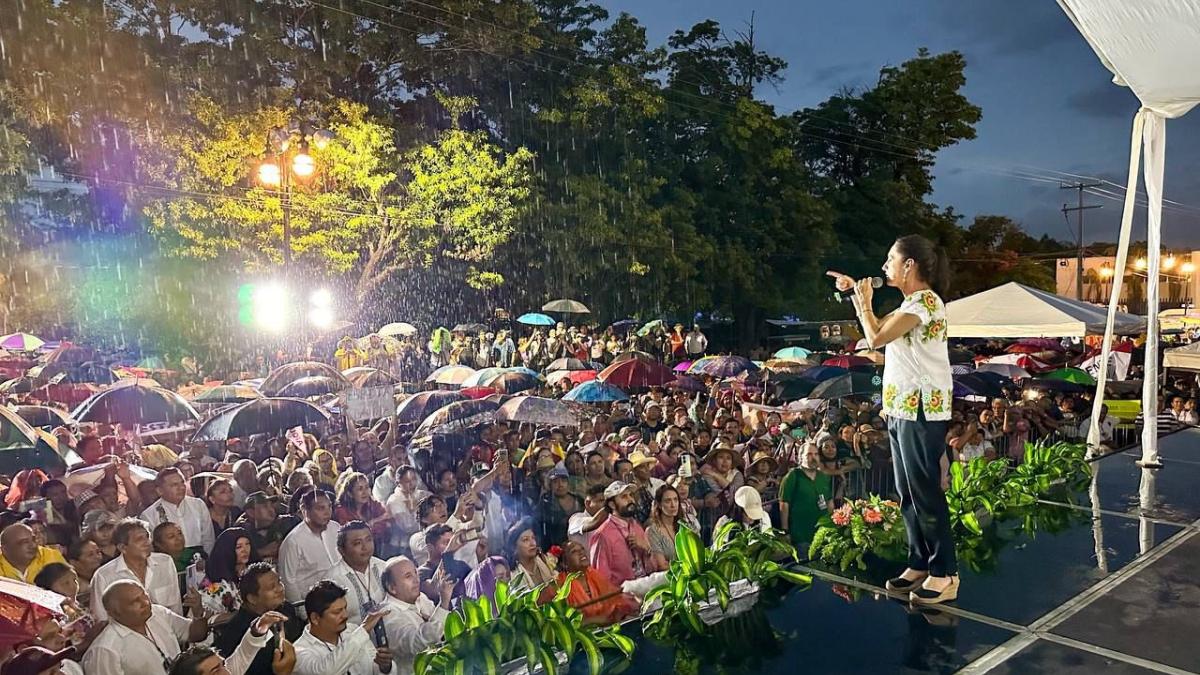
[113,518,150,547]
[304,580,347,622]
[168,645,218,675]
[336,521,371,550]
[586,483,607,499]
[66,538,93,562]
[300,488,332,511]
[396,464,417,480]
[33,562,74,591]
[151,521,179,547]
[238,561,277,601]
[416,495,444,524]
[156,467,184,485]
[423,523,453,549]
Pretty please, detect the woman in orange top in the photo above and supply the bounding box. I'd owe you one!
[551,540,640,625]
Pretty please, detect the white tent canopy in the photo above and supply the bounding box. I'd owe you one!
[1059,0,1200,466]
[945,282,1144,338]
[1163,342,1200,371]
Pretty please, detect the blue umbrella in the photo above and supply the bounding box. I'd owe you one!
[774,347,812,360]
[563,381,629,403]
[517,313,556,327]
[688,355,758,379]
[507,367,542,379]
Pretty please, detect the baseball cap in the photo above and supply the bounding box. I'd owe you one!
[734,486,766,521]
[2,646,74,675]
[73,489,102,510]
[245,491,273,508]
[548,465,569,480]
[603,481,637,499]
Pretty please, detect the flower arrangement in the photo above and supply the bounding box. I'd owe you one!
[197,579,241,615]
[809,495,906,571]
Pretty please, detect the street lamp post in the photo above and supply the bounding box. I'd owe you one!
[255,125,335,269]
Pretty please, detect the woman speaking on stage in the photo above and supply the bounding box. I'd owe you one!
[828,234,958,604]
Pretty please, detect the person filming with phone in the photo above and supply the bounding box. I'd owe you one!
[826,234,959,605]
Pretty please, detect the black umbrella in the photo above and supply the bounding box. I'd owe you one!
[0,408,79,474]
[27,362,118,385]
[490,371,540,395]
[808,372,883,400]
[953,373,1005,399]
[260,361,348,397]
[72,384,200,426]
[14,406,74,429]
[544,358,590,373]
[769,377,818,401]
[191,397,331,441]
[452,323,488,335]
[395,391,467,425]
[1026,378,1086,394]
[343,367,400,388]
[276,375,350,398]
[413,399,499,441]
[948,347,976,365]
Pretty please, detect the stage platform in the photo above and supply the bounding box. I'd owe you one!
[775,427,1200,675]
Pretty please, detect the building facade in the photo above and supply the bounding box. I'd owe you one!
[1056,253,1198,315]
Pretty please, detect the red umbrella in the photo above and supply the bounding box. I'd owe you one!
[598,359,674,389]
[822,355,872,369]
[568,370,598,385]
[0,578,66,648]
[459,386,498,400]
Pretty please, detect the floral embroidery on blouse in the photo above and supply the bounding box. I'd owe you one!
[881,289,953,422]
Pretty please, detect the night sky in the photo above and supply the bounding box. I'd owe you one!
[596,0,1200,249]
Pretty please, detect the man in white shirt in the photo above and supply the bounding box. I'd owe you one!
[329,521,389,626]
[380,557,454,675]
[278,489,341,605]
[83,580,211,675]
[293,580,392,675]
[385,466,430,554]
[1080,403,1117,447]
[684,325,708,358]
[142,467,216,554]
[91,518,183,620]
[568,483,609,549]
[373,450,428,504]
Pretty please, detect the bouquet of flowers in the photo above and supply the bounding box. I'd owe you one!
[197,579,241,615]
[809,495,906,571]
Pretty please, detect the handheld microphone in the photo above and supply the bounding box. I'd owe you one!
[833,276,883,303]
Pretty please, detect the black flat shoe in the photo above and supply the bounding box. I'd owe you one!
[885,572,928,593]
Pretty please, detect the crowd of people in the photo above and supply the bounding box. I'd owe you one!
[1,320,1196,675]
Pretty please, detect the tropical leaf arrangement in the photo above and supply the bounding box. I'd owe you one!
[414,578,635,675]
[808,495,906,571]
[810,441,1091,571]
[642,523,812,638]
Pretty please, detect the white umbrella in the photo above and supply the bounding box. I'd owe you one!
[541,299,590,314]
[379,322,418,338]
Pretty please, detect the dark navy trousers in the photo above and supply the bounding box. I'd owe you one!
[888,410,957,577]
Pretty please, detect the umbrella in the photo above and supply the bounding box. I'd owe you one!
[809,372,883,400]
[0,577,67,648]
[609,319,637,331]
[762,359,812,372]
[13,406,73,429]
[547,370,597,387]
[496,396,577,426]
[855,350,886,365]
[0,378,36,394]
[953,373,1006,399]
[667,376,705,393]
[769,377,818,401]
[112,377,163,389]
[414,399,499,439]
[0,408,81,474]
[489,371,540,394]
[276,375,349,398]
[452,323,488,335]
[612,351,656,364]
[1043,367,1096,386]
[950,364,973,376]
[517,313,556,327]
[636,319,666,337]
[983,353,1051,371]
[823,355,873,369]
[460,368,507,388]
[563,381,629,403]
[599,359,675,389]
[260,362,348,397]
[459,386,499,400]
[545,358,590,373]
[1005,343,1046,355]
[507,367,542,379]
[136,356,170,371]
[42,343,99,367]
[427,365,478,386]
[971,371,1015,388]
[378,322,418,338]
[773,347,812,360]
[976,363,1031,380]
[28,362,118,386]
[395,391,466,425]
[1015,338,1065,352]
[191,398,330,441]
[673,360,693,373]
[72,385,200,426]
[948,347,976,365]
[798,365,849,382]
[342,367,400,388]
[688,355,757,379]
[192,385,263,404]
[1026,379,1086,394]
[0,333,44,351]
[541,299,590,314]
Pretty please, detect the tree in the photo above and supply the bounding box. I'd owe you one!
[139,95,533,307]
[947,215,1063,298]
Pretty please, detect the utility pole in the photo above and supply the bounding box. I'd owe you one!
[1061,182,1103,301]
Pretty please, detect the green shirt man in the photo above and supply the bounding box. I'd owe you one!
[780,459,834,552]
